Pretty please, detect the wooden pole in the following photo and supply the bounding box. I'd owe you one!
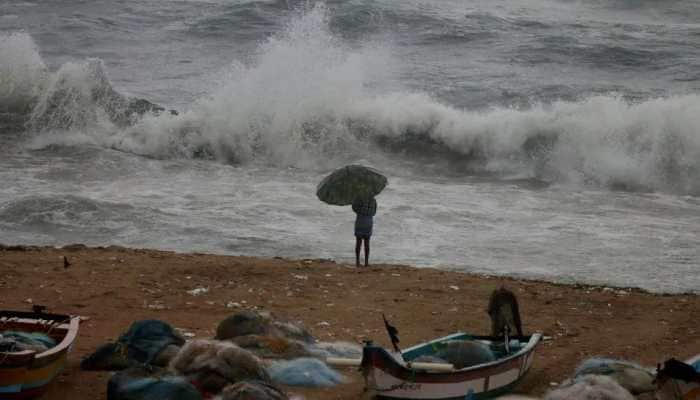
[325,357,455,372]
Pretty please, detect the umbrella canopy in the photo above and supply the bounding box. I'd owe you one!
[316,165,387,206]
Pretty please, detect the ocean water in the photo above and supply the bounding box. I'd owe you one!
[1,0,699,293]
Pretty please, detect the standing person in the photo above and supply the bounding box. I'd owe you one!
[352,196,377,267]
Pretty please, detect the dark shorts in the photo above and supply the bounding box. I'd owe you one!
[355,215,373,238]
[355,234,371,240]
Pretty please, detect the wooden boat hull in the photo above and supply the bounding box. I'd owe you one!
[0,311,79,399]
[0,357,67,399]
[361,333,541,400]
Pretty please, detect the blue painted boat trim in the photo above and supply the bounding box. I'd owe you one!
[0,376,53,393]
[0,384,23,393]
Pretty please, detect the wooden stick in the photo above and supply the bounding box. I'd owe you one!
[325,357,455,372]
[325,357,362,367]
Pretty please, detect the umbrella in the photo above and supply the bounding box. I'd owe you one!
[316,165,387,206]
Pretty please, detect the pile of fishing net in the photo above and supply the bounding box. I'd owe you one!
[82,311,354,400]
[0,330,56,352]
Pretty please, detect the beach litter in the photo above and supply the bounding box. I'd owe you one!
[187,287,209,296]
[267,358,344,387]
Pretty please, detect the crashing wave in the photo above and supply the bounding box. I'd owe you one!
[106,4,700,194]
[3,6,700,195]
[0,33,173,135]
[0,33,48,115]
[28,58,172,131]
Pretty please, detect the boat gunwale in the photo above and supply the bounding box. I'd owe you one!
[363,332,542,384]
[399,333,542,374]
[0,311,79,366]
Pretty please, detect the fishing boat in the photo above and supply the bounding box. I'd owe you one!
[360,332,542,400]
[0,309,80,399]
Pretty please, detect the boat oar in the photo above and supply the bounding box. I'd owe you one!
[325,357,455,372]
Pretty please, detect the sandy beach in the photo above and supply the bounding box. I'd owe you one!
[0,245,698,399]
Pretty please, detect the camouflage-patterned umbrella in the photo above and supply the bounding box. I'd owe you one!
[316,165,387,206]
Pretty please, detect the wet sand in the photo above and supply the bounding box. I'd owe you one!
[0,245,698,399]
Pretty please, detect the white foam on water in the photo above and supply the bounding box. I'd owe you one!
[0,33,48,113]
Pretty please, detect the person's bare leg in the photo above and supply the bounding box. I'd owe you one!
[355,236,362,267]
[364,237,370,267]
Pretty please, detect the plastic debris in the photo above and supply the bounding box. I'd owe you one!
[187,287,209,296]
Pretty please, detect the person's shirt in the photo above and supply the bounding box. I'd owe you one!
[352,197,377,217]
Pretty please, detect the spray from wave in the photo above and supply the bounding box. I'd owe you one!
[0,33,48,114]
[110,3,394,168]
[0,32,172,143]
[2,5,700,195]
